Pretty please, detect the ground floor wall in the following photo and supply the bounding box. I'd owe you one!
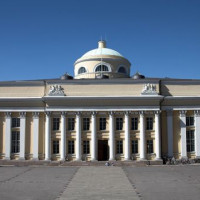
[0,110,199,161]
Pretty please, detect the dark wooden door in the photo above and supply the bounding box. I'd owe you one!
[98,140,108,161]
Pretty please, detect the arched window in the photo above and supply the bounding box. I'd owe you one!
[95,65,109,72]
[78,67,86,74]
[118,66,126,74]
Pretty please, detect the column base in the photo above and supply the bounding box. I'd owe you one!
[91,159,98,162]
[140,158,147,161]
[124,158,131,161]
[32,158,39,161]
[181,156,188,159]
[60,158,65,162]
[195,156,200,159]
[45,158,51,161]
[75,159,82,161]
[19,157,25,161]
[155,158,162,161]
[4,157,11,160]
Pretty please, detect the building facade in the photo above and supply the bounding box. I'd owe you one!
[0,41,200,162]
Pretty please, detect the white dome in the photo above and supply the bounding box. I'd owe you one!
[81,47,123,58]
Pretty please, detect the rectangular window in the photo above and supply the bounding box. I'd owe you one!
[53,118,60,131]
[132,140,138,154]
[83,141,90,154]
[146,117,153,130]
[116,118,123,130]
[83,118,90,131]
[186,130,195,152]
[11,131,20,153]
[147,140,153,154]
[68,118,75,131]
[68,140,74,154]
[12,118,20,128]
[186,117,194,127]
[53,140,59,154]
[116,140,123,154]
[100,118,106,130]
[131,118,138,130]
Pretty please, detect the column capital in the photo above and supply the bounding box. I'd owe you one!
[109,111,115,116]
[20,112,26,118]
[75,111,82,116]
[45,111,51,117]
[91,111,97,116]
[61,111,67,116]
[5,112,11,118]
[166,109,173,116]
[139,111,145,116]
[179,110,187,117]
[32,112,40,118]
[124,111,130,116]
[154,110,161,115]
[194,110,200,116]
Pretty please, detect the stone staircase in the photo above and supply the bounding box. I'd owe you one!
[0,159,163,167]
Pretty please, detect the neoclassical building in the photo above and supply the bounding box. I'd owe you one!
[0,40,200,162]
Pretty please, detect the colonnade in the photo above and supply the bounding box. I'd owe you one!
[3,111,162,161]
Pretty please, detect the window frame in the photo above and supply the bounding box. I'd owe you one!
[186,116,194,127]
[11,131,20,153]
[99,117,106,130]
[147,140,153,154]
[78,67,87,74]
[83,117,90,131]
[83,140,90,154]
[146,117,153,130]
[116,140,123,154]
[186,130,195,152]
[131,117,138,130]
[116,117,123,131]
[53,140,59,154]
[68,140,75,154]
[118,66,126,74]
[68,118,75,131]
[53,117,60,131]
[132,140,138,154]
[12,118,20,128]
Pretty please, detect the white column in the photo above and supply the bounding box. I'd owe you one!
[5,112,11,160]
[91,112,97,161]
[45,112,51,161]
[60,112,66,161]
[109,111,115,160]
[76,112,81,161]
[167,110,173,157]
[155,111,161,160]
[33,112,39,160]
[140,111,146,160]
[179,110,187,158]
[19,112,26,160]
[194,110,200,158]
[125,111,130,160]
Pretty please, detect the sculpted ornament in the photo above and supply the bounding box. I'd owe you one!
[48,85,66,96]
[141,83,158,95]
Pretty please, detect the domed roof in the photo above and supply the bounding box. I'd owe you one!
[80,41,123,59]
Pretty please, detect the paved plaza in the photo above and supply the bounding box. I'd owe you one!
[0,165,200,200]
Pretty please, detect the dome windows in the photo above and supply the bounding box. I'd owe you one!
[118,66,126,74]
[78,67,87,74]
[95,65,109,72]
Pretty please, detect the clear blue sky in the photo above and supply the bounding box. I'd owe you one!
[0,0,200,81]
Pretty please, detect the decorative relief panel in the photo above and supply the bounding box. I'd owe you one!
[141,83,158,95]
[48,85,66,96]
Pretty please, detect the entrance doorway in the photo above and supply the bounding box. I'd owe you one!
[98,140,109,161]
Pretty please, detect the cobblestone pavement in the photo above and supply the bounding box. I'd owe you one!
[0,166,78,200]
[0,165,200,200]
[123,165,200,200]
[58,166,139,200]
